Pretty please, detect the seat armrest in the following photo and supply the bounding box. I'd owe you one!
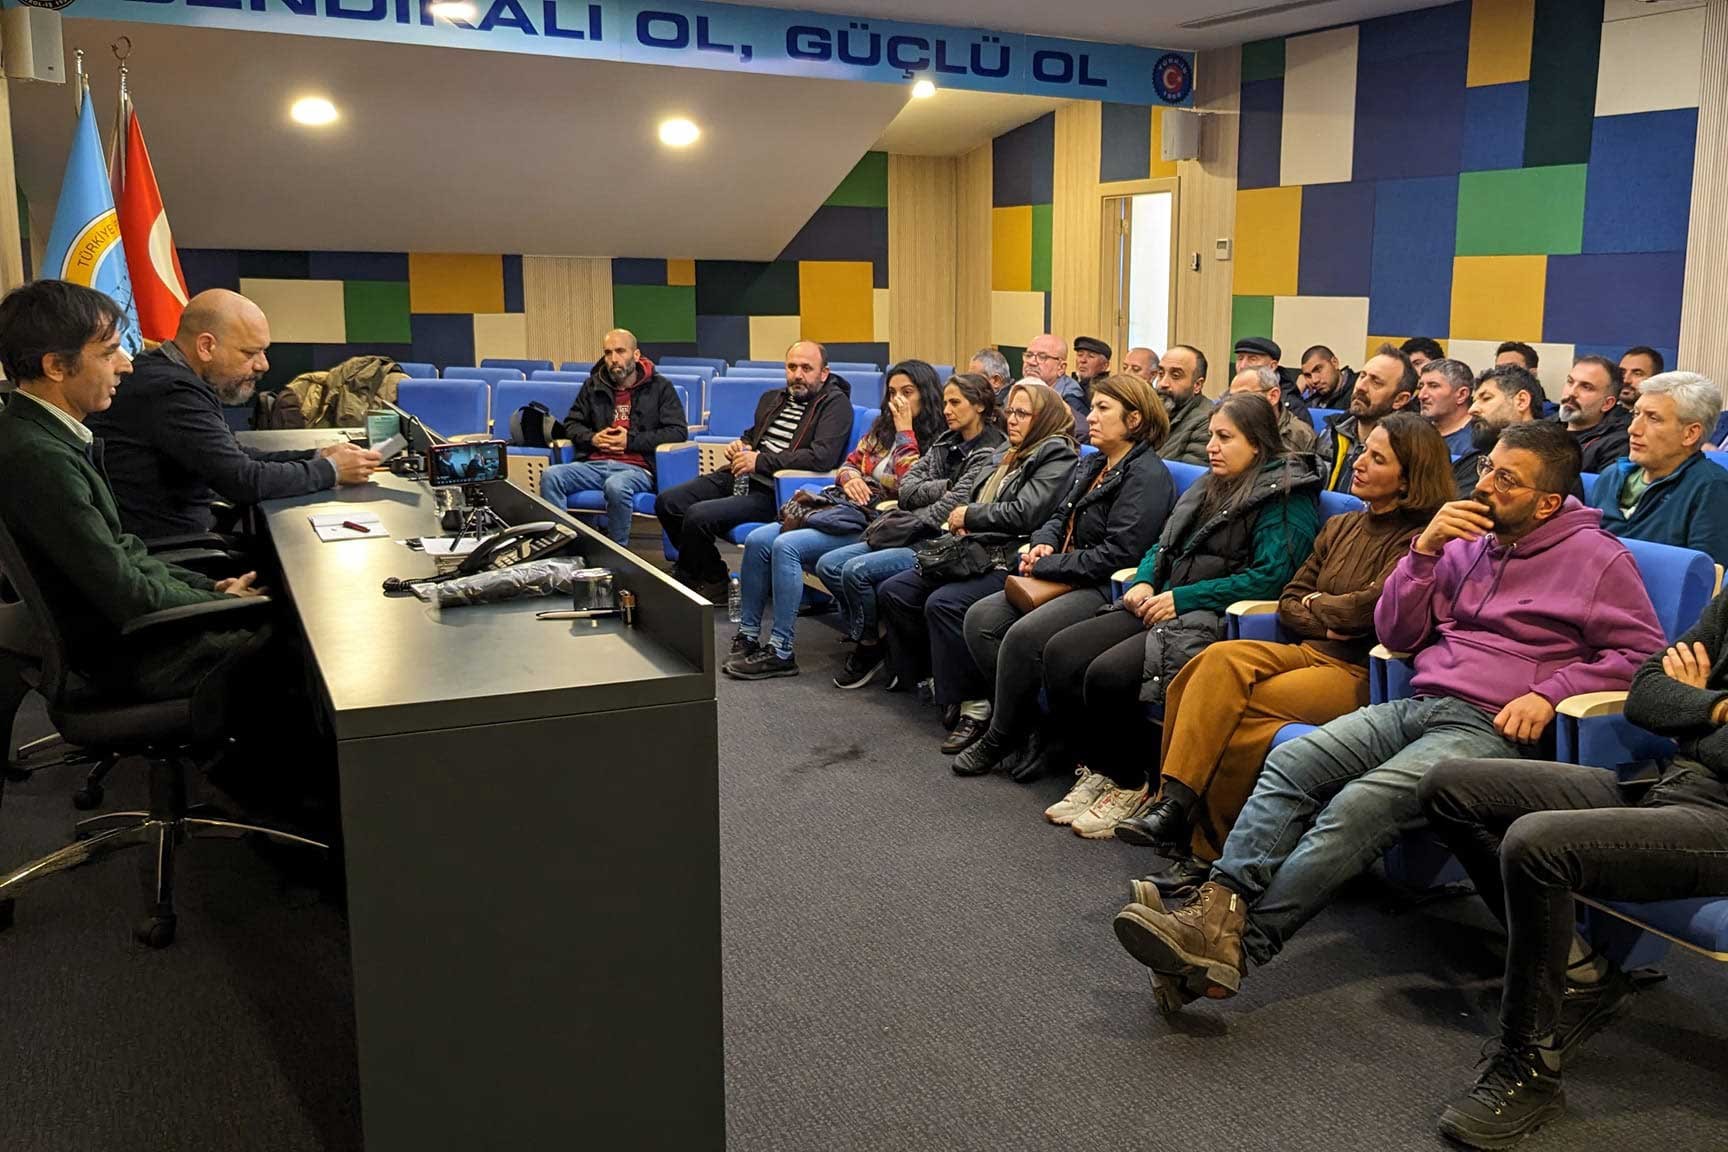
[1557,691,1628,720]
[655,442,701,490]
[549,438,575,464]
[120,596,275,638]
[1370,644,1411,661]
[774,471,837,503]
[1227,600,1279,617]
[1109,567,1140,602]
[876,499,898,511]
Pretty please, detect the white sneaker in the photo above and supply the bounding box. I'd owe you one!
[1072,784,1151,840]
[1045,770,1112,826]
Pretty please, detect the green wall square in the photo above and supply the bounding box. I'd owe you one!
[1455,165,1587,256]
[1232,295,1275,348]
[1030,204,1053,294]
[825,151,889,208]
[1241,39,1285,84]
[613,285,697,343]
[343,281,410,343]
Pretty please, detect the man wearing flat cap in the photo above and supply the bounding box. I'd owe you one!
[1073,335,1113,408]
[1234,335,1311,429]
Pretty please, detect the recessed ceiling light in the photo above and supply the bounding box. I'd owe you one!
[659,118,700,148]
[290,97,338,127]
[428,0,478,20]
[911,79,936,99]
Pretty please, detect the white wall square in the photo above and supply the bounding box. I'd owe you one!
[873,288,891,344]
[1281,26,1358,187]
[1272,295,1370,377]
[990,291,1048,349]
[238,278,345,344]
[1595,9,1705,115]
[1446,339,1576,400]
[749,315,803,362]
[472,313,527,364]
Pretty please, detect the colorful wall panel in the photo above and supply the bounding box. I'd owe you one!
[610,152,892,368]
[1230,0,1699,398]
[178,248,525,390]
[988,113,1056,369]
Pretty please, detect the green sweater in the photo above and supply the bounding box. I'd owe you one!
[1128,490,1320,615]
[0,396,222,679]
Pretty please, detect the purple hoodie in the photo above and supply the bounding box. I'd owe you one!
[1373,498,1664,716]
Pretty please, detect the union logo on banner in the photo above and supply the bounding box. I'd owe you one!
[1154,52,1193,105]
[61,209,124,285]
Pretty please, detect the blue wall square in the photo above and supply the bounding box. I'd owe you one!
[1351,2,1470,181]
[695,314,750,364]
[237,250,310,279]
[1237,78,1284,191]
[1583,109,1698,255]
[993,113,1055,206]
[776,205,889,288]
[612,258,668,286]
[1462,83,1529,172]
[1369,176,1459,337]
[178,249,240,295]
[409,313,476,371]
[823,343,892,369]
[639,342,700,364]
[1298,181,1376,296]
[502,254,525,313]
[1100,103,1152,183]
[1545,252,1686,348]
[307,251,409,281]
[1575,341,1679,378]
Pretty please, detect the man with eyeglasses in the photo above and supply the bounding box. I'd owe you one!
[1021,334,1087,440]
[1112,420,1663,1016]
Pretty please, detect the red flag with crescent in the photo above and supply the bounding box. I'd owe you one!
[114,103,188,342]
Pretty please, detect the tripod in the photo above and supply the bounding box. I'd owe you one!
[450,484,507,547]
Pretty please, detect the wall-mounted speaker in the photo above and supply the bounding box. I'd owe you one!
[2,7,66,85]
[1161,108,1201,162]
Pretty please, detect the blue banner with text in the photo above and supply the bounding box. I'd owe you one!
[64,0,1195,105]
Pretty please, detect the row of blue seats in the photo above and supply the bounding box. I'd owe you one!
[395,357,889,384]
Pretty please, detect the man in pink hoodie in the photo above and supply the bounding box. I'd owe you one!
[1111,421,1665,1006]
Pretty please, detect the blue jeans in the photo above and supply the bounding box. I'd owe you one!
[539,459,653,544]
[813,543,917,640]
[1212,695,1524,964]
[737,525,862,658]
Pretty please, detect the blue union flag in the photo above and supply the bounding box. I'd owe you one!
[42,87,143,354]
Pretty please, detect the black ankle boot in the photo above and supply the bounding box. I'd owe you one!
[1438,1039,1565,1149]
[1115,795,1191,850]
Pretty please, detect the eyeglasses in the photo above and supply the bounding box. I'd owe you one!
[1475,456,1541,495]
[1022,352,1060,364]
[1004,407,1034,420]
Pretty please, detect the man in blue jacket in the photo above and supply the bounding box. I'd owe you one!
[1587,370,1728,565]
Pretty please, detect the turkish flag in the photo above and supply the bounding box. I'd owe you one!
[114,104,189,343]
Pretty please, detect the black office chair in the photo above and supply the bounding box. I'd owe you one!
[0,517,326,947]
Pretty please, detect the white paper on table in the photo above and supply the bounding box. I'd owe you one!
[309,511,389,542]
[417,537,481,557]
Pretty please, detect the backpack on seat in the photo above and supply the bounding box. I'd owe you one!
[509,401,564,448]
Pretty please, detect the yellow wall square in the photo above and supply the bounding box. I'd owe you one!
[798,261,876,343]
[1233,187,1302,298]
[666,259,696,287]
[991,205,1033,293]
[409,253,505,314]
[1450,256,1547,342]
[1467,0,1535,88]
[1367,335,1448,363]
[749,315,803,363]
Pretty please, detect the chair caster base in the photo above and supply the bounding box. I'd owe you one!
[72,784,104,811]
[135,914,176,948]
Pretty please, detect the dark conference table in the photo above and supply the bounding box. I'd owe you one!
[239,429,721,1151]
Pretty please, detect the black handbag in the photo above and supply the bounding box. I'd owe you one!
[862,508,934,549]
[913,533,1013,581]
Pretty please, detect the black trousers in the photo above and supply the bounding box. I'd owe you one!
[1420,757,1728,1043]
[876,567,1007,704]
[1040,608,1158,788]
[654,470,777,584]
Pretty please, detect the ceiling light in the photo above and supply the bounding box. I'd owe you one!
[290,97,338,127]
[911,79,936,99]
[428,0,478,19]
[659,118,700,148]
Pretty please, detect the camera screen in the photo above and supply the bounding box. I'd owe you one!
[428,440,507,487]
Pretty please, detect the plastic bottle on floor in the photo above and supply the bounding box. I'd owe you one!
[727,574,741,623]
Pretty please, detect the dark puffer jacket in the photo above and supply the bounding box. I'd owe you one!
[1027,441,1175,587]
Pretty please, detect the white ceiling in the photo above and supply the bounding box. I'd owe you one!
[11,20,912,259]
[874,91,1065,156]
[737,0,1456,50]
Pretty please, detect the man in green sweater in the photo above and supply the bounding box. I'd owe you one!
[0,280,265,702]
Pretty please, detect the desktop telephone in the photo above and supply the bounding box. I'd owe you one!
[382,521,580,593]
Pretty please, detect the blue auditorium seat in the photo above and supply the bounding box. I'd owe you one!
[481,358,554,375]
[1308,407,1342,433]
[396,361,436,379]
[530,370,588,383]
[444,366,525,388]
[658,356,728,376]
[396,379,489,438]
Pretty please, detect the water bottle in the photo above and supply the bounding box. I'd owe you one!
[727,574,742,623]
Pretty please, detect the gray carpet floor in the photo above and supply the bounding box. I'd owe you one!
[3,612,1727,1152]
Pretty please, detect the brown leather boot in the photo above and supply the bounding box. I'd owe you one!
[1112,880,1247,999]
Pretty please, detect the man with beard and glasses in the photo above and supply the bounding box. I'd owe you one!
[1455,364,1547,498]
[1111,420,1663,1011]
[1317,344,1416,491]
[540,328,688,545]
[1154,344,1212,464]
[86,289,381,540]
